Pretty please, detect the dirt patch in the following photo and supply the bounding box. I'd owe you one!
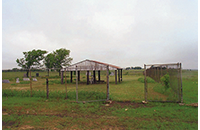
[104,101,149,108]
[10,87,28,90]
[19,125,34,130]
[186,103,198,107]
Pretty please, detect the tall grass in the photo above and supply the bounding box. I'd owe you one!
[2,89,107,101]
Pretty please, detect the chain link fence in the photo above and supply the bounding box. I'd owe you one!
[2,68,110,102]
[144,63,182,103]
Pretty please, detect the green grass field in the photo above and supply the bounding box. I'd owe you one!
[2,69,198,129]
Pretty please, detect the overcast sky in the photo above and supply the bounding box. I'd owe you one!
[2,0,198,69]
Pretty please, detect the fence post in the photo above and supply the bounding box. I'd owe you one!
[76,66,78,102]
[65,68,67,99]
[46,78,49,99]
[144,64,147,102]
[107,65,110,100]
[29,69,32,97]
[180,63,183,103]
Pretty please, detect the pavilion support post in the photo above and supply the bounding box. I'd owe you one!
[115,70,117,84]
[70,71,73,83]
[87,71,89,85]
[78,71,80,81]
[106,65,109,100]
[118,69,120,83]
[93,71,96,84]
[121,69,122,81]
[98,70,100,82]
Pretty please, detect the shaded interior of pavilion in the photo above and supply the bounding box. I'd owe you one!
[61,59,123,84]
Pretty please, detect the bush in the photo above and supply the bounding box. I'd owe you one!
[160,74,170,90]
[138,77,155,83]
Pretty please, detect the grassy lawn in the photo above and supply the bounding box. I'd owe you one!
[2,70,198,129]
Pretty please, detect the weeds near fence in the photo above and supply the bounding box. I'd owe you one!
[138,77,155,83]
[2,89,108,101]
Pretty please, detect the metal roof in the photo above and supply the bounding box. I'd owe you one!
[62,59,122,71]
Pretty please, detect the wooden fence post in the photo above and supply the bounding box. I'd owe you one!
[144,64,147,102]
[65,68,67,99]
[107,65,109,100]
[29,69,32,97]
[46,78,49,99]
[76,66,78,102]
[180,63,183,103]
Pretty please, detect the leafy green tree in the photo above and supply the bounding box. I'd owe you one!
[16,49,47,77]
[44,53,55,76]
[133,66,142,69]
[44,48,73,76]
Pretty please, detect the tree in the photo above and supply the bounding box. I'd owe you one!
[133,66,142,69]
[44,53,55,76]
[44,48,73,76]
[16,49,47,77]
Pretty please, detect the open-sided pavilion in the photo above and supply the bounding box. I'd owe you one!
[60,59,122,102]
[61,59,123,84]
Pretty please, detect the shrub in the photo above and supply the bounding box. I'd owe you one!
[160,73,170,90]
[138,77,155,83]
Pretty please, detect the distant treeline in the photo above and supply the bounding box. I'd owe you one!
[2,68,46,72]
[125,66,142,70]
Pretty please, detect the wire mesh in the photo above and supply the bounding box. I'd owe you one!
[144,63,182,103]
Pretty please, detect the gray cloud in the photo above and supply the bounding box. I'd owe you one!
[2,0,198,69]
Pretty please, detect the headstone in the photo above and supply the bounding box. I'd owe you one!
[16,78,20,83]
[2,80,10,83]
[36,73,39,77]
[24,73,27,77]
[32,78,37,81]
[23,78,30,81]
[110,72,114,76]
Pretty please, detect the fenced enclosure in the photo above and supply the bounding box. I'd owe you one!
[2,66,118,102]
[144,63,182,103]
